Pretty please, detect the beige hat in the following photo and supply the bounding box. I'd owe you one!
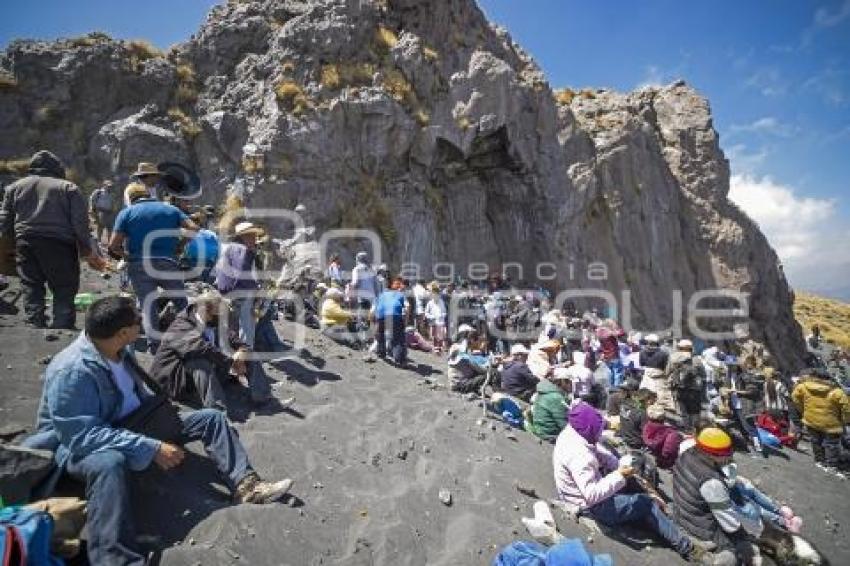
[234,222,264,238]
[132,162,161,177]
[677,339,694,350]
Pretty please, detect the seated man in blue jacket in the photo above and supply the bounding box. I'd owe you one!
[23,295,294,565]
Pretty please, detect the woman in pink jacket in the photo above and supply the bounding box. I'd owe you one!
[553,402,699,561]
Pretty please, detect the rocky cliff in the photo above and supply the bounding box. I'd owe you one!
[0,0,805,369]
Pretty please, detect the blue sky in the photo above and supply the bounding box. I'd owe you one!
[2,0,849,298]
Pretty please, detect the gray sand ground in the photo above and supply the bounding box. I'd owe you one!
[1,268,848,565]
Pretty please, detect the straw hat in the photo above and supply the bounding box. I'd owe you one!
[234,222,264,238]
[131,162,161,177]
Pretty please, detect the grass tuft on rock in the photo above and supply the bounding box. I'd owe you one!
[554,88,575,105]
[0,158,30,176]
[275,80,310,115]
[0,73,18,90]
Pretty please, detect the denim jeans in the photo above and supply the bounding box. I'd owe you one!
[586,493,693,557]
[127,258,187,351]
[254,309,285,354]
[730,480,782,527]
[376,315,406,364]
[232,297,257,350]
[606,359,624,389]
[66,409,252,565]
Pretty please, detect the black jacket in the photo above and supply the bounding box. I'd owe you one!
[150,305,241,399]
[618,399,646,449]
[672,449,731,548]
[0,151,91,253]
[500,360,538,401]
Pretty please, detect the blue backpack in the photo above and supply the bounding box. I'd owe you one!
[0,506,63,566]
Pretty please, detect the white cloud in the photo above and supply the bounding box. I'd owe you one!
[744,68,787,97]
[728,117,793,137]
[729,174,850,297]
[725,143,769,173]
[636,64,685,89]
[814,0,850,28]
[802,67,848,106]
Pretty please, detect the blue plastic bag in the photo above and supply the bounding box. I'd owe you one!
[0,506,64,565]
[492,539,613,566]
[756,427,782,449]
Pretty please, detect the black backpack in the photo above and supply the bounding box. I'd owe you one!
[670,357,704,393]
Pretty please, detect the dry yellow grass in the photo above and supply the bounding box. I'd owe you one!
[554,88,575,105]
[0,158,30,176]
[125,39,164,73]
[320,62,375,90]
[68,32,112,48]
[274,80,310,115]
[174,64,195,84]
[0,73,18,90]
[423,46,439,62]
[375,26,399,53]
[167,107,202,139]
[381,68,412,102]
[794,292,850,350]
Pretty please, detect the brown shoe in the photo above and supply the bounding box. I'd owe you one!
[235,473,293,504]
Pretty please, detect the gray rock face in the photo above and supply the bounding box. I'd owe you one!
[0,0,805,368]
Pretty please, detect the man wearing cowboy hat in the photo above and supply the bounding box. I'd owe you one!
[108,183,199,352]
[124,162,162,205]
[500,344,539,402]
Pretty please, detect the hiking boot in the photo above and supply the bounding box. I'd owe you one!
[235,473,294,504]
[686,537,716,564]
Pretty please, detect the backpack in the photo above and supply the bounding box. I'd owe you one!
[0,506,63,566]
[670,357,704,394]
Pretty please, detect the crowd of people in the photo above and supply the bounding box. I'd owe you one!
[1,149,849,564]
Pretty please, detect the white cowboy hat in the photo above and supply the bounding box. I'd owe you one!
[677,339,694,350]
[645,333,660,344]
[457,324,475,335]
[510,344,530,356]
[234,222,264,238]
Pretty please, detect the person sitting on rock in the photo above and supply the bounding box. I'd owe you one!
[320,287,360,349]
[618,387,656,450]
[22,296,293,566]
[528,339,561,381]
[528,367,572,441]
[553,402,703,562]
[642,403,683,469]
[499,344,539,402]
[720,461,802,534]
[150,290,272,409]
[672,427,768,565]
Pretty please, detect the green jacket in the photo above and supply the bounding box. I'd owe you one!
[530,380,568,440]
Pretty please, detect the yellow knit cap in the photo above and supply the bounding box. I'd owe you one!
[696,427,733,457]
